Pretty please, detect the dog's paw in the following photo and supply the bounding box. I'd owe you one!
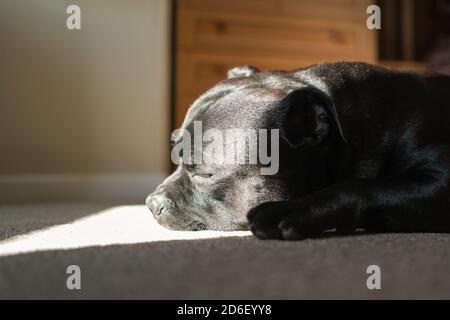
[247,201,321,240]
[277,212,321,240]
[247,201,291,239]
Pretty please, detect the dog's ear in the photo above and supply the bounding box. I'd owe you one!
[227,65,260,79]
[278,87,347,148]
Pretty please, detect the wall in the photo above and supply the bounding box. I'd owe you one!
[0,0,170,202]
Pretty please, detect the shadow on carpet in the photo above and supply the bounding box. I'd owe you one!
[1,233,450,299]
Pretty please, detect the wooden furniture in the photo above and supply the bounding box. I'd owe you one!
[173,0,378,128]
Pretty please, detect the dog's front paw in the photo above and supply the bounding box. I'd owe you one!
[277,212,321,240]
[247,201,291,239]
[247,201,321,240]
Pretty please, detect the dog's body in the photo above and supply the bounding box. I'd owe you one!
[147,62,450,240]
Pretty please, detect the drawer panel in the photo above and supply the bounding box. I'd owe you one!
[177,11,376,61]
[179,0,372,22]
[281,0,372,22]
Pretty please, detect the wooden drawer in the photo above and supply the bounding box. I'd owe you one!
[177,10,376,61]
[174,0,379,129]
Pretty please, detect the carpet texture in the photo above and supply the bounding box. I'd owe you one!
[1,203,450,299]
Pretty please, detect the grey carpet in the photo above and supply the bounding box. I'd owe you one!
[1,203,450,299]
[0,203,116,241]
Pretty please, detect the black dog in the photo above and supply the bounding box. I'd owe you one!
[146,62,450,240]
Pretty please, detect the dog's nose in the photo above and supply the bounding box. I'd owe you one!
[146,193,168,217]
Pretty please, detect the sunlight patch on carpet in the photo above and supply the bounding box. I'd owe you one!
[0,205,251,256]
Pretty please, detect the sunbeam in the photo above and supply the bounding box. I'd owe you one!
[0,205,251,257]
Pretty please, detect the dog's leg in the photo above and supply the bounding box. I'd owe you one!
[248,149,450,240]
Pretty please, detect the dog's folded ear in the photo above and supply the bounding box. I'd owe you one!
[278,87,347,148]
[227,65,260,79]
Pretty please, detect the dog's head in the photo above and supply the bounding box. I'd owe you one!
[146,66,346,230]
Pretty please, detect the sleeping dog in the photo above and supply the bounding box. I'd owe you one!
[146,62,450,240]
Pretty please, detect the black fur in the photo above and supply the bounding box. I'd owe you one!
[147,62,450,240]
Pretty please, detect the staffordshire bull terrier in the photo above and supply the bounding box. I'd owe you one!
[146,62,450,240]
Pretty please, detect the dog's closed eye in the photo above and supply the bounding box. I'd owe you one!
[193,173,213,179]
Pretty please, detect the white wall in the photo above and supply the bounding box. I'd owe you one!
[0,0,170,202]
